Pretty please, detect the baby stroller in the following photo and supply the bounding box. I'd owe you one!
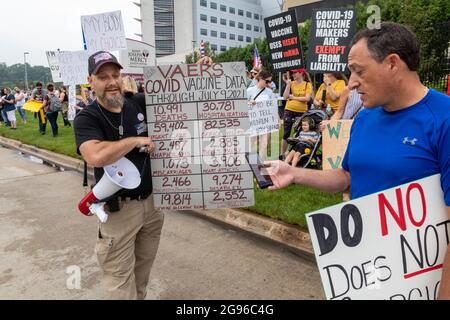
[286,110,328,169]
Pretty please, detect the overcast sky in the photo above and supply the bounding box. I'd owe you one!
[2,0,280,67]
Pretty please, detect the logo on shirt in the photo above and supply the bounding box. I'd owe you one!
[137,113,145,121]
[403,137,418,146]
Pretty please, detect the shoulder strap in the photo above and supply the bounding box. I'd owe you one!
[253,88,266,100]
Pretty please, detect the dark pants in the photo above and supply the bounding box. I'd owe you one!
[45,111,59,136]
[38,111,46,133]
[1,108,10,126]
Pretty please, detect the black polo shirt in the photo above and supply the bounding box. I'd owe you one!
[74,93,152,198]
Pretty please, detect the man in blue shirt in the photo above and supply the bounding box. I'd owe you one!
[266,22,450,299]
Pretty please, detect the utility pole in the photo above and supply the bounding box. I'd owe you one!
[24,52,30,90]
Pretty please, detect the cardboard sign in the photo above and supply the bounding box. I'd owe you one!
[45,51,63,83]
[144,62,254,210]
[306,174,449,300]
[58,51,89,86]
[248,99,280,137]
[81,10,127,54]
[322,120,353,170]
[124,38,154,68]
[264,10,305,73]
[307,8,356,74]
[68,86,77,121]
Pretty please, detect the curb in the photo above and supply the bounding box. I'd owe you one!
[0,136,314,258]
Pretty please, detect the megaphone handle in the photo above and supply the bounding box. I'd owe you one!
[89,202,109,223]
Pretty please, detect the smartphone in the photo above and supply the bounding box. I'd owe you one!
[245,152,273,189]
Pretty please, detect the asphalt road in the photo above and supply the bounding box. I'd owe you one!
[0,145,324,300]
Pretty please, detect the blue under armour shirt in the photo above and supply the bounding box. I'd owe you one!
[342,89,450,205]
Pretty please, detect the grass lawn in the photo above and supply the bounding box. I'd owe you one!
[1,111,343,229]
[0,111,80,159]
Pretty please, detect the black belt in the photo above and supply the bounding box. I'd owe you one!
[119,194,150,202]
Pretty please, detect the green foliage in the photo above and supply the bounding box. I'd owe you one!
[355,0,450,77]
[0,63,52,89]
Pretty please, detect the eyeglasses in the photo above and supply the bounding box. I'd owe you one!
[265,80,272,84]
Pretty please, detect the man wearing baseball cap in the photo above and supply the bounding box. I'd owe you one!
[74,51,163,299]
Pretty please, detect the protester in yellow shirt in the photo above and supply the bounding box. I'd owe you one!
[281,68,313,156]
[314,73,347,114]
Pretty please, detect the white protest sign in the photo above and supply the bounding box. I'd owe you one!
[248,99,279,137]
[145,62,254,210]
[58,51,89,86]
[124,38,154,68]
[306,174,449,300]
[81,10,127,54]
[45,51,63,82]
[68,86,77,121]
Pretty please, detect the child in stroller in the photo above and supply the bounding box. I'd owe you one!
[284,110,328,168]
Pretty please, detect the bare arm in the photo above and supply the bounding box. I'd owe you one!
[331,87,350,120]
[438,206,450,300]
[283,80,291,100]
[265,160,350,193]
[79,137,155,167]
[327,85,339,101]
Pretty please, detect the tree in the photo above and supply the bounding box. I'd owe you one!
[356,0,450,77]
[0,63,52,89]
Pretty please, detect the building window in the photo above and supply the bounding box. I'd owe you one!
[246,36,251,43]
[238,22,243,29]
[229,34,235,40]
[246,11,252,18]
[200,14,207,22]
[210,2,217,9]
[211,30,217,37]
[220,32,227,39]
[229,7,235,14]
[238,9,244,16]
[211,44,218,51]
[200,28,207,36]
[254,25,259,32]
[229,20,235,27]
[238,35,243,42]
[221,46,227,52]
[220,4,226,12]
[200,0,207,7]
[254,13,260,20]
[220,18,226,25]
[246,24,251,31]
[210,16,217,24]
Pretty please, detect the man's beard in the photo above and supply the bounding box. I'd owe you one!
[98,91,124,109]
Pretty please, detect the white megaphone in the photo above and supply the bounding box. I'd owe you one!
[78,157,141,223]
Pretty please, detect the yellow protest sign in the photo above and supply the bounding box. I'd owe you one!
[322,120,353,170]
[23,100,43,113]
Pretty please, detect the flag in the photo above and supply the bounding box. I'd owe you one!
[200,40,206,58]
[253,45,262,68]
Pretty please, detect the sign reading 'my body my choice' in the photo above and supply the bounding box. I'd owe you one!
[306,175,449,300]
[144,62,254,211]
[81,10,127,54]
[308,8,356,74]
[264,10,304,73]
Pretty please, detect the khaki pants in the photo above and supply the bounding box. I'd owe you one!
[95,196,164,300]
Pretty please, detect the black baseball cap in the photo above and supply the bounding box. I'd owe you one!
[88,51,123,76]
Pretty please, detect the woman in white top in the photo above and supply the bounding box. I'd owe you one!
[247,70,276,159]
[14,87,27,124]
